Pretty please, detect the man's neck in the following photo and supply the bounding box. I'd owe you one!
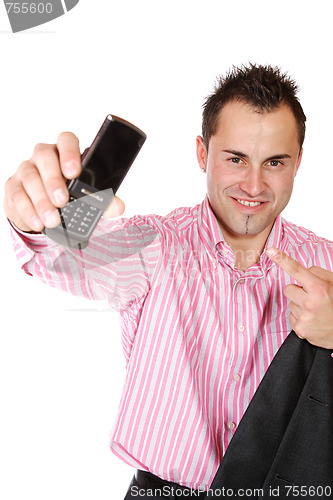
[221,225,273,271]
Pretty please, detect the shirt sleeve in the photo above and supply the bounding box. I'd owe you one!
[9,215,161,311]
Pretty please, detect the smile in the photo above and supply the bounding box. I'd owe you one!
[236,199,263,207]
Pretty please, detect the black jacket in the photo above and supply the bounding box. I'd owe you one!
[207,331,333,499]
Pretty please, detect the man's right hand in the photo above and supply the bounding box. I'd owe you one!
[4,131,124,233]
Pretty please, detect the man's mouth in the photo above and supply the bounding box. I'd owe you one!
[235,199,263,207]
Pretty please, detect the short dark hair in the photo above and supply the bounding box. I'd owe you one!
[202,63,306,150]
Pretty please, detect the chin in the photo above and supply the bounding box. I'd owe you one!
[230,217,275,238]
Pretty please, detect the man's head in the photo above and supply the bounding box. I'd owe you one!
[196,64,306,251]
[202,63,306,152]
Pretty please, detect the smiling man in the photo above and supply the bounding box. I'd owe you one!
[197,74,304,271]
[4,64,333,498]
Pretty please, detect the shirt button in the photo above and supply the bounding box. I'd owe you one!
[233,374,241,382]
[227,422,236,431]
[238,325,245,332]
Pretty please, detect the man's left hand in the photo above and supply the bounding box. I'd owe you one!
[266,247,333,349]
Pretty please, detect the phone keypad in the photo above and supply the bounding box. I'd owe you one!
[60,196,100,236]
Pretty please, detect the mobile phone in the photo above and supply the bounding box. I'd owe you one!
[43,114,146,249]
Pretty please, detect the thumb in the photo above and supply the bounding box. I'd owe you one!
[103,195,125,218]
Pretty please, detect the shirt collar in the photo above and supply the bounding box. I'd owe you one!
[259,214,289,273]
[197,196,225,256]
[197,196,288,273]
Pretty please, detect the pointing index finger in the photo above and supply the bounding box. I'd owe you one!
[266,247,320,290]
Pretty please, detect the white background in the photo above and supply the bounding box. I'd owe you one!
[0,1,332,499]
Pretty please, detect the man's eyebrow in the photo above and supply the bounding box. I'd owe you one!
[222,150,291,161]
[223,149,248,158]
[265,153,291,161]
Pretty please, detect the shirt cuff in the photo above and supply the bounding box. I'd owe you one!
[8,219,59,269]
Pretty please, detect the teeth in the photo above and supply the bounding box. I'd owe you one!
[236,199,262,207]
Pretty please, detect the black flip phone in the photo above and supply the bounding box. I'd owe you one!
[43,115,146,249]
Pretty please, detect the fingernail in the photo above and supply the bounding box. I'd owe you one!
[64,161,79,178]
[45,209,60,227]
[54,188,68,205]
[266,247,279,258]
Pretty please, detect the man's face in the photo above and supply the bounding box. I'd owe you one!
[197,100,303,243]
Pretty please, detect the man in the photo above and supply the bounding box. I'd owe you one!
[4,64,333,498]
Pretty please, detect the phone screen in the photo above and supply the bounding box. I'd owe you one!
[77,116,146,193]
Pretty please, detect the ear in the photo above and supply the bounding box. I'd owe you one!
[196,136,208,172]
[295,148,303,176]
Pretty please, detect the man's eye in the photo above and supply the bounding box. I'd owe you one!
[230,157,242,164]
[268,160,282,167]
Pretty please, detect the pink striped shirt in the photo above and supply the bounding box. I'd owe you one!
[10,197,333,490]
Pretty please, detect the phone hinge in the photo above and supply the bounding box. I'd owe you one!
[80,188,104,202]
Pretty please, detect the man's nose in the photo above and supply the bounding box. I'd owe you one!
[239,167,266,197]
